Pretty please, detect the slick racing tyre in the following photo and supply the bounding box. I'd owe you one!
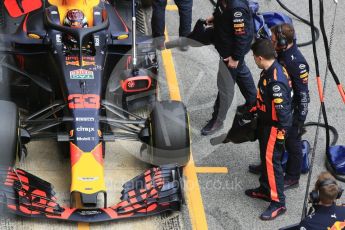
[0,100,19,168]
[148,100,190,166]
[0,57,10,101]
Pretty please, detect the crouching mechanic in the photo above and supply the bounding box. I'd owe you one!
[299,172,345,229]
[249,23,310,190]
[245,39,292,220]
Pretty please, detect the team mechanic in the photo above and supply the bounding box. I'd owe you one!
[201,0,257,135]
[299,172,345,229]
[245,39,292,220]
[249,23,310,190]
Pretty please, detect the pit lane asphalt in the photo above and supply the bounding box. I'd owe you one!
[161,0,345,229]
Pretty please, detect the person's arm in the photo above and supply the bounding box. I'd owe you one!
[268,81,291,137]
[290,62,310,123]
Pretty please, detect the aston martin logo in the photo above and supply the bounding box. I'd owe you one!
[70,69,94,79]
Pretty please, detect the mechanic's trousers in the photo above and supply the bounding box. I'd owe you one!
[212,59,257,122]
[285,120,303,181]
[151,0,193,37]
[258,125,285,205]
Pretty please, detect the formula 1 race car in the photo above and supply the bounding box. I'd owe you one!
[0,0,190,222]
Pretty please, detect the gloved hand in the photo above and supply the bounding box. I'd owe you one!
[295,120,306,138]
[237,103,257,120]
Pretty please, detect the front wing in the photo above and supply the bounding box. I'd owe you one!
[0,165,183,222]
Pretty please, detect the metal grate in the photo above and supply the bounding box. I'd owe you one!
[136,7,147,35]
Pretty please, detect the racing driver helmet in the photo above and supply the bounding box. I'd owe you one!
[63,9,88,28]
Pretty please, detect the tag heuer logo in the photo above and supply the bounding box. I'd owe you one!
[234,11,242,17]
[70,69,94,79]
[272,85,281,92]
[299,64,306,69]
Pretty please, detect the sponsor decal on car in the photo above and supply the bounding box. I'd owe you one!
[66,56,96,66]
[77,177,99,182]
[76,117,95,122]
[94,35,100,46]
[77,137,95,141]
[68,94,100,109]
[76,126,95,132]
[70,69,94,79]
[78,210,103,216]
[56,34,62,44]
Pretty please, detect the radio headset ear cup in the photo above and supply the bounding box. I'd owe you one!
[276,25,288,49]
[337,187,344,199]
[309,190,320,204]
[274,51,278,58]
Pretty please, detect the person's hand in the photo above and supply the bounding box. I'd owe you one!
[206,16,214,26]
[224,56,239,69]
[296,120,306,138]
[237,103,257,120]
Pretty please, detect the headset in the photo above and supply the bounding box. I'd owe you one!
[309,179,344,204]
[276,24,288,50]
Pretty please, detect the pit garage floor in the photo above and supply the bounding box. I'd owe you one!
[2,0,345,229]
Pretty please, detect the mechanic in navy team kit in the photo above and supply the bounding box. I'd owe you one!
[245,39,292,220]
[299,172,345,229]
[151,0,192,51]
[249,23,310,190]
[201,0,257,135]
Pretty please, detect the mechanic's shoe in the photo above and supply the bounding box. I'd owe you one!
[284,179,299,190]
[201,119,223,136]
[248,164,262,175]
[245,188,270,202]
[179,45,189,51]
[260,202,286,221]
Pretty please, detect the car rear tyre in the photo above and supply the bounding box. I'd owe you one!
[0,60,11,101]
[148,100,190,166]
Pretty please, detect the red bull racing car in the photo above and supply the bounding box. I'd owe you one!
[0,0,190,222]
